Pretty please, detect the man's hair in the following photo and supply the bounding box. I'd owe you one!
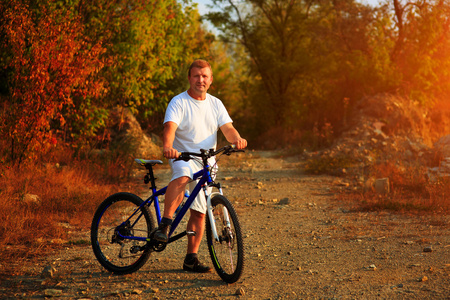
[188,59,212,76]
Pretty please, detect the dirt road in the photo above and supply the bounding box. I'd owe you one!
[2,151,450,299]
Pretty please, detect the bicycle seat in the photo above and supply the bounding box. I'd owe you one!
[135,159,163,166]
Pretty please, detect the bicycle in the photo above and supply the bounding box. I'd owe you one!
[90,145,245,283]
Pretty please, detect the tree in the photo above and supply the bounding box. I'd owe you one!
[304,0,379,124]
[77,1,212,115]
[73,0,215,135]
[206,0,377,146]
[388,0,450,104]
[0,0,105,163]
[209,0,318,129]
[136,2,215,130]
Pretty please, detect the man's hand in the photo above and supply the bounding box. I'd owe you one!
[233,137,247,150]
[163,146,180,159]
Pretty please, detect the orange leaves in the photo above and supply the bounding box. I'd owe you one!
[0,0,106,163]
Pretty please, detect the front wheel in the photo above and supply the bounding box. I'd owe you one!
[206,195,244,283]
[90,192,155,274]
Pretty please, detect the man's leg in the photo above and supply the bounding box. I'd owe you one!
[163,176,190,218]
[187,209,206,253]
[154,176,190,242]
[183,209,211,273]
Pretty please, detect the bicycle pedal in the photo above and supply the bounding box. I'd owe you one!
[186,230,196,236]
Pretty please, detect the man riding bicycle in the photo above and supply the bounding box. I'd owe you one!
[154,59,247,273]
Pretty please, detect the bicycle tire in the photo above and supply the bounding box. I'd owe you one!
[91,192,155,274]
[206,194,244,283]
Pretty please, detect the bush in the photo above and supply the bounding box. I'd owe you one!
[0,146,124,274]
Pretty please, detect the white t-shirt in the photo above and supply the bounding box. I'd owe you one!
[163,91,233,153]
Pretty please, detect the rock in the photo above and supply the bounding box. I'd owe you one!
[429,157,450,179]
[434,135,450,157]
[132,289,143,295]
[44,289,62,297]
[23,194,41,205]
[423,246,433,252]
[235,287,245,296]
[277,198,290,205]
[374,178,390,194]
[364,178,374,191]
[41,265,56,278]
[108,108,161,159]
[409,263,421,268]
[333,180,350,187]
[419,276,428,282]
[365,264,377,271]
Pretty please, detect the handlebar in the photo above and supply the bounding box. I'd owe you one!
[174,145,245,163]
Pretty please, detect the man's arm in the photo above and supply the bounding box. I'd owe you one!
[220,122,247,149]
[163,121,180,159]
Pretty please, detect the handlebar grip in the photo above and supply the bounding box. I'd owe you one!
[174,153,190,162]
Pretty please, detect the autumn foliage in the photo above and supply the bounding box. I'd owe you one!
[0,0,105,163]
[0,0,214,164]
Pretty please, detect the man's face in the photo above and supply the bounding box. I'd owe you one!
[188,67,213,95]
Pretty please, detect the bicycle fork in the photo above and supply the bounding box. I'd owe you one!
[207,190,232,242]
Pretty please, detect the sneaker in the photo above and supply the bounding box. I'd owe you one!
[154,223,170,242]
[183,257,212,273]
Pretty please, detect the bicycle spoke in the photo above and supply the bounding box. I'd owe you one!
[91,193,154,274]
[206,195,244,283]
[228,243,235,272]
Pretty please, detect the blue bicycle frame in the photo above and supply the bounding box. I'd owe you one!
[118,159,217,243]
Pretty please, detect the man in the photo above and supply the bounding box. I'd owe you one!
[155,59,247,273]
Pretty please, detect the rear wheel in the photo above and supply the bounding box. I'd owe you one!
[91,192,155,274]
[206,195,244,283]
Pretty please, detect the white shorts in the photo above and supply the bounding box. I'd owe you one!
[169,158,218,214]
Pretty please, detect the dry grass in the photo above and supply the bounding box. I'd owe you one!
[303,151,449,214]
[0,148,128,275]
[338,160,450,214]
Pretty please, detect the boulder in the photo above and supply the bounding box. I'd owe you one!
[109,108,161,159]
[434,135,450,158]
